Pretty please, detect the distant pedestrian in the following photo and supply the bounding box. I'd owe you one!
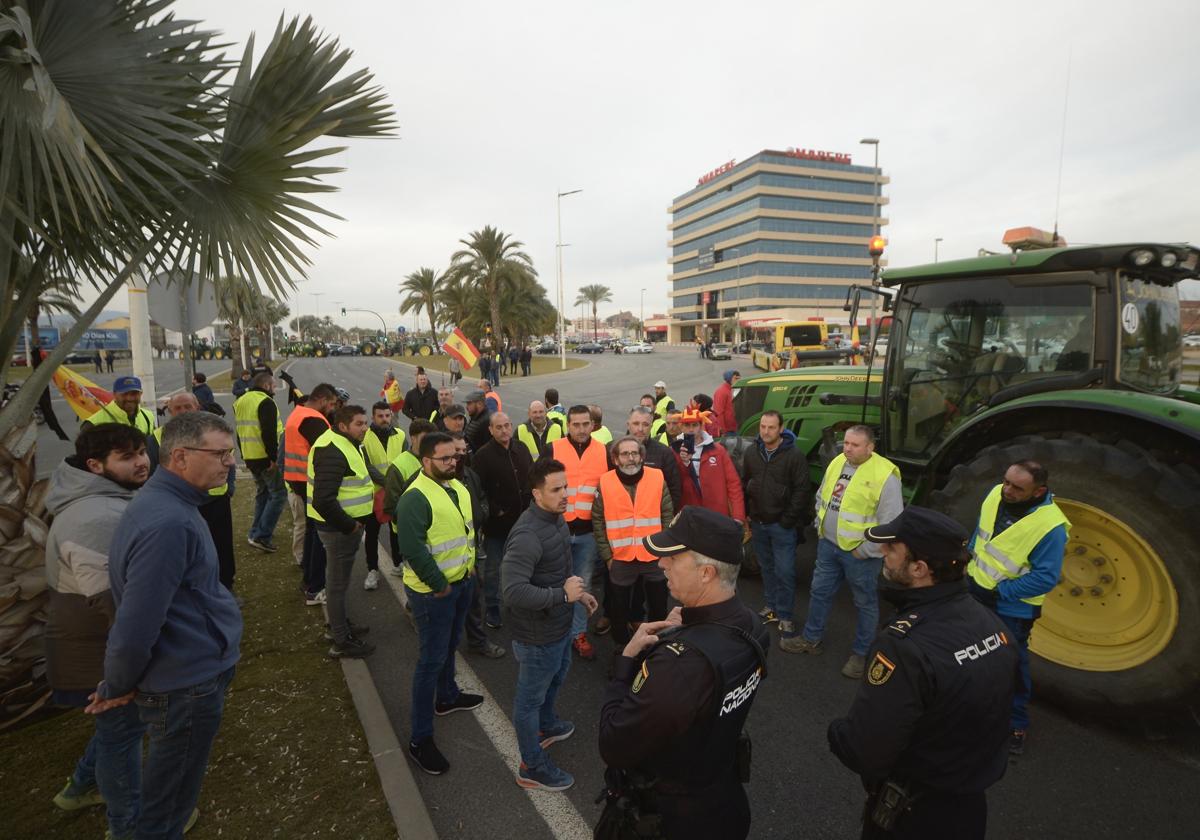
[192,372,216,412]
[508,345,519,376]
[93,350,103,374]
[381,369,404,415]
[490,351,502,387]
[88,410,242,838]
[231,369,252,398]
[448,356,462,384]
[713,369,740,435]
[520,345,532,376]
[104,349,114,373]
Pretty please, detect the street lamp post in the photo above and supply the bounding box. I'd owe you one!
[859,138,881,348]
[725,247,743,345]
[557,188,582,370]
[935,237,944,262]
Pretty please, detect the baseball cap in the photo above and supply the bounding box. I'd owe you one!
[112,376,143,394]
[653,380,667,389]
[864,506,969,562]
[444,403,467,419]
[465,389,487,403]
[643,506,743,565]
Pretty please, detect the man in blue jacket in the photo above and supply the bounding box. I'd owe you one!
[87,410,243,838]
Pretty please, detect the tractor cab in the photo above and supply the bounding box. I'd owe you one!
[853,243,1195,463]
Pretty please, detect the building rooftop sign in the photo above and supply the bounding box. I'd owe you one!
[697,159,736,186]
[784,147,852,164]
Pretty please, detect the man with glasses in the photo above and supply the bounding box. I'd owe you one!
[87,411,242,839]
[472,412,533,629]
[396,432,485,775]
[309,405,375,659]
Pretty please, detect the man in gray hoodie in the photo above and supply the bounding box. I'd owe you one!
[502,458,597,792]
[45,425,150,838]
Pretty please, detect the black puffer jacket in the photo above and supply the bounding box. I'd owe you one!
[741,429,811,529]
[501,504,573,645]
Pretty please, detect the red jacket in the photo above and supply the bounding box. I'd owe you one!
[712,381,736,436]
[675,441,745,521]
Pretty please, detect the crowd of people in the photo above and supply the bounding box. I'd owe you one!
[39,352,1070,839]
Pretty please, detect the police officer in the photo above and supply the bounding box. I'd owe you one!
[598,506,769,840]
[827,506,1017,840]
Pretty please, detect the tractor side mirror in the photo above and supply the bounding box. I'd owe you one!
[844,286,862,327]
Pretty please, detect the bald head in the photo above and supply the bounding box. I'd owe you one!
[167,392,201,416]
[489,411,513,446]
[528,400,547,428]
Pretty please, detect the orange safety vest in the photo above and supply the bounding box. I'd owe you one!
[551,436,608,522]
[599,467,665,563]
[282,405,330,483]
[485,389,502,412]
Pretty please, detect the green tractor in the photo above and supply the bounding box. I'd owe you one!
[731,242,1200,713]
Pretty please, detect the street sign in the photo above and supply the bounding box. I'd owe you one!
[147,270,218,334]
[397,325,407,334]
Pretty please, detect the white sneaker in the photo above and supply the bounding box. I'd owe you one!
[305,589,326,606]
[388,564,405,577]
[364,569,379,591]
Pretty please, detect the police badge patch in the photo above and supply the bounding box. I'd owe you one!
[867,652,896,686]
[632,661,649,693]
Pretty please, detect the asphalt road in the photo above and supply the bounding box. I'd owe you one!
[28,350,1200,837]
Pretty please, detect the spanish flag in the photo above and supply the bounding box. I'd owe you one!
[442,327,480,368]
[51,366,112,420]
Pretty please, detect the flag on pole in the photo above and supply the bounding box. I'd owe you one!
[51,366,112,420]
[442,327,480,368]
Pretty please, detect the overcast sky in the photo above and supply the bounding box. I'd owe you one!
[104,0,1200,328]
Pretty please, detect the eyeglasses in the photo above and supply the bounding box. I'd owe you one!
[430,454,463,464]
[184,447,236,461]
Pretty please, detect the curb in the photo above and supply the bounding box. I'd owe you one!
[341,657,439,840]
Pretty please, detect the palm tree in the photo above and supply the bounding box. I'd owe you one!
[435,276,474,335]
[574,284,613,341]
[400,267,444,348]
[0,1,393,728]
[449,226,536,344]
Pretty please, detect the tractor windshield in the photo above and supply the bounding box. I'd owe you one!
[888,275,1095,458]
[1117,272,1181,394]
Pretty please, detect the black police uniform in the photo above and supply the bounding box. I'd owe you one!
[828,580,1018,840]
[598,595,769,840]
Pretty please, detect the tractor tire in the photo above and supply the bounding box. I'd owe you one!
[315,347,326,358]
[929,433,1200,713]
[203,350,213,360]
[214,348,225,360]
[362,344,376,356]
[418,344,432,357]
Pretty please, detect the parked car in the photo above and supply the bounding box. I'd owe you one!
[709,343,732,360]
[1184,334,1200,348]
[576,342,605,354]
[330,344,360,356]
[624,342,654,354]
[535,341,559,354]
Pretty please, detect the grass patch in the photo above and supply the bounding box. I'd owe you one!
[0,484,394,838]
[378,352,587,378]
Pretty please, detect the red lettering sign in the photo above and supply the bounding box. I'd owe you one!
[784,147,852,165]
[697,159,736,186]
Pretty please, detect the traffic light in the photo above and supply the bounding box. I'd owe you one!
[868,236,887,258]
[341,307,347,316]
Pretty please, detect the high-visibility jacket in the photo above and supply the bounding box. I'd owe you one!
[401,472,475,593]
[306,429,373,523]
[388,450,423,533]
[516,419,563,461]
[968,485,1071,607]
[152,426,228,496]
[599,467,664,563]
[485,389,502,413]
[86,401,155,435]
[591,426,613,446]
[816,452,901,551]
[234,390,281,461]
[651,418,668,444]
[547,407,567,427]
[282,406,329,483]
[654,394,674,420]
[551,436,608,522]
[361,427,406,484]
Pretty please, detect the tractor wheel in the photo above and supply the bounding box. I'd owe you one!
[203,350,213,360]
[214,348,225,360]
[418,344,432,356]
[930,433,1200,712]
[362,344,375,356]
[315,348,326,358]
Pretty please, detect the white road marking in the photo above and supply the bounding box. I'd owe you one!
[379,542,592,840]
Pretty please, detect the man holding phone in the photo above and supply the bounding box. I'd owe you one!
[672,404,745,524]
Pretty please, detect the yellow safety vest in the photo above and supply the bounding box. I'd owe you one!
[654,395,674,420]
[306,429,373,522]
[516,419,563,461]
[968,485,1071,607]
[360,427,407,483]
[87,402,156,435]
[547,407,567,427]
[401,472,475,593]
[591,426,613,445]
[816,452,901,551]
[388,450,423,533]
[152,426,228,496]
[233,390,281,461]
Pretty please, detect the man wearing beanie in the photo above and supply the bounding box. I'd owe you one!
[713,370,740,435]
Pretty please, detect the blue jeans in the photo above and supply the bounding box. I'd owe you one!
[407,577,474,743]
[135,666,235,840]
[69,702,145,838]
[512,634,572,769]
[751,522,798,624]
[569,533,596,637]
[483,534,507,617]
[248,466,286,543]
[801,538,881,655]
[999,613,1034,730]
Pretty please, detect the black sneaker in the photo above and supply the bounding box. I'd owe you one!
[435,692,484,716]
[485,610,503,629]
[1009,729,1027,755]
[328,635,376,658]
[324,620,370,641]
[757,606,779,625]
[247,537,277,553]
[466,641,507,659]
[408,738,449,775]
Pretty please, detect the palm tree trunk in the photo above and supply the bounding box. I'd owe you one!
[426,299,438,348]
[592,302,598,341]
[488,274,503,349]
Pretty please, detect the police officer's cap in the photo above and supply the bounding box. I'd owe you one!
[643,505,742,565]
[865,506,969,563]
